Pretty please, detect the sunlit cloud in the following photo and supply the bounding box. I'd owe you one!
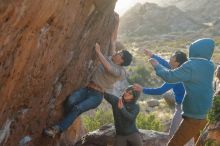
[115,0,139,16]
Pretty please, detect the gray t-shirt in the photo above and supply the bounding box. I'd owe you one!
[91,56,126,94]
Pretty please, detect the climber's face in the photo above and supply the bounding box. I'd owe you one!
[169,55,179,69]
[112,51,124,66]
[123,88,134,102]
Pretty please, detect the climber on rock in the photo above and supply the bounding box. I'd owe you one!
[44,42,132,138]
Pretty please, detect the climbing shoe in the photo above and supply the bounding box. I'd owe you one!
[44,125,60,138]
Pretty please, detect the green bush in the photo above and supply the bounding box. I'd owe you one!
[136,113,164,131]
[82,108,164,132]
[128,65,162,87]
[208,96,220,123]
[128,66,150,85]
[82,108,113,132]
[205,139,220,146]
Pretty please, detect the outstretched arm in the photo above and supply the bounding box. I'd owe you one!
[95,43,111,72]
[143,83,174,95]
[152,54,170,69]
[95,43,126,78]
[104,93,118,105]
[143,49,170,68]
[133,83,174,95]
[149,58,192,83]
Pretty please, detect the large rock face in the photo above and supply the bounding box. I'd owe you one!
[0,0,118,145]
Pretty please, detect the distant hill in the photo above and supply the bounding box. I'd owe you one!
[168,0,220,23]
[118,1,220,41]
[143,0,220,23]
[118,2,205,39]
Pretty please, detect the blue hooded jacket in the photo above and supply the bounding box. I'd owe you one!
[155,38,215,119]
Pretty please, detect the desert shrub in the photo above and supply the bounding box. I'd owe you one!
[128,65,162,87]
[128,65,148,86]
[83,108,164,132]
[82,108,113,132]
[136,113,164,131]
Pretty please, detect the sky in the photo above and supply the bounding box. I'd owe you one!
[114,0,144,16]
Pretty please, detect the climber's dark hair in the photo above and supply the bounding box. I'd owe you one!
[173,51,188,66]
[121,50,132,66]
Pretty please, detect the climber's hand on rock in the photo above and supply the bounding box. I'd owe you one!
[95,43,101,54]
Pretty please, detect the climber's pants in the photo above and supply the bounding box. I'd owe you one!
[58,87,103,131]
[114,132,143,146]
[167,116,207,146]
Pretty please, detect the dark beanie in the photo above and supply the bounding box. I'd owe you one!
[126,85,141,101]
[121,50,132,66]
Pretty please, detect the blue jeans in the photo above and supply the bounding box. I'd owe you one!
[58,87,103,131]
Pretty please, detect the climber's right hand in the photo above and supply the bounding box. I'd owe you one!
[95,43,101,53]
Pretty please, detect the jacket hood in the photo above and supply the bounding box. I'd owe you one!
[189,38,215,60]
